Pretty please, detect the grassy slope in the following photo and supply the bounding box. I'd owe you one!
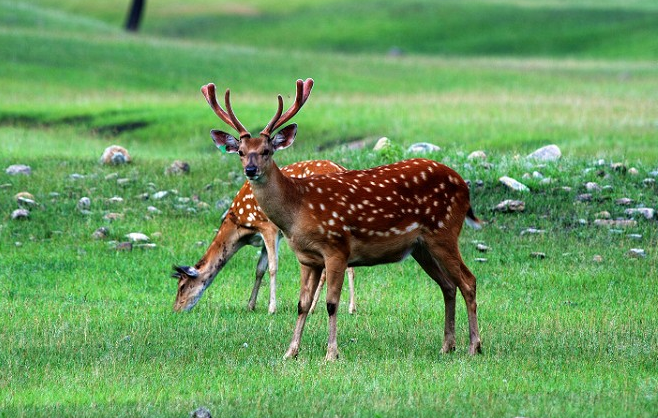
[1,1,657,417]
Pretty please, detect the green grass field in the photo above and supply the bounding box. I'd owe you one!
[1,1,657,416]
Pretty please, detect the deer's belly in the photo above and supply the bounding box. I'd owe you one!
[347,235,418,267]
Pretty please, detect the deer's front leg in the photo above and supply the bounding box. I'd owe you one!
[284,265,322,359]
[324,257,347,361]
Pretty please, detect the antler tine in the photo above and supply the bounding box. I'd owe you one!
[200,83,250,138]
[261,78,314,137]
[223,89,250,138]
[260,95,284,137]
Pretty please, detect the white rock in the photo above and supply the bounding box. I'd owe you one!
[108,196,124,204]
[593,219,637,227]
[152,191,169,200]
[77,197,91,210]
[615,198,633,206]
[373,137,391,151]
[494,199,525,212]
[11,209,30,220]
[407,142,441,154]
[624,208,655,220]
[467,150,487,160]
[499,176,529,192]
[6,164,32,175]
[521,228,545,235]
[147,206,161,214]
[476,244,490,252]
[125,232,150,242]
[527,144,561,161]
[627,248,646,258]
[585,182,601,191]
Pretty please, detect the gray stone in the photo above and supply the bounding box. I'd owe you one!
[593,219,637,227]
[627,248,646,258]
[11,209,30,220]
[585,182,601,191]
[521,228,545,235]
[624,208,655,219]
[6,164,31,175]
[467,150,487,160]
[527,144,561,161]
[190,407,212,418]
[499,176,529,192]
[77,197,91,211]
[615,198,633,206]
[125,232,149,242]
[494,199,525,212]
[476,244,490,252]
[407,142,441,154]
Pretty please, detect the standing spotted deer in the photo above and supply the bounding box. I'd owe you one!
[202,79,482,360]
[172,160,356,314]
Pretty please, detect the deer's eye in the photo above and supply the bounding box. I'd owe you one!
[262,149,270,156]
[238,150,245,157]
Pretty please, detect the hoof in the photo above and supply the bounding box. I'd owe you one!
[469,342,483,355]
[440,342,456,354]
[325,346,339,361]
[283,347,299,359]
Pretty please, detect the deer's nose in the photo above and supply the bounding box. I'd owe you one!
[245,165,258,178]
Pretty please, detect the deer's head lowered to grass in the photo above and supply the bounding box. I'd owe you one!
[201,79,482,360]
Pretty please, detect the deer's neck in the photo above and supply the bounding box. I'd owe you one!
[248,161,301,236]
[195,215,246,278]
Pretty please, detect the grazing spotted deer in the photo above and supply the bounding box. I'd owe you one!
[201,79,482,360]
[172,160,356,314]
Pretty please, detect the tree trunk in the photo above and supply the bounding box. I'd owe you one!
[125,0,146,32]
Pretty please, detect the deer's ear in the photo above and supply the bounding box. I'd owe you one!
[210,130,240,153]
[271,124,297,151]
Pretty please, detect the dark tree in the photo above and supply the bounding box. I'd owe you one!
[125,0,146,32]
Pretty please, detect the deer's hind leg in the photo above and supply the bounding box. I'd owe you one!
[422,236,482,355]
[412,245,457,354]
[247,246,269,311]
